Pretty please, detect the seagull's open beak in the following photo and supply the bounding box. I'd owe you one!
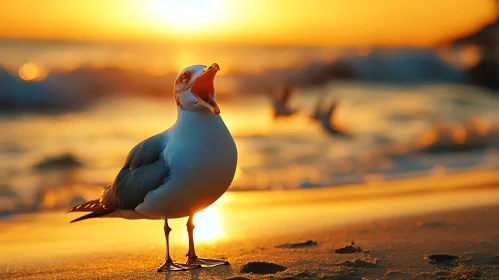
[191,63,220,115]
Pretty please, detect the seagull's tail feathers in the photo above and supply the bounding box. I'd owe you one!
[70,210,114,223]
[67,199,107,212]
[67,199,114,223]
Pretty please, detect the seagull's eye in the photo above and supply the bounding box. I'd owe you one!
[181,72,191,82]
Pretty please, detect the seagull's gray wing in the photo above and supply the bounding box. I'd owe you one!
[100,132,170,210]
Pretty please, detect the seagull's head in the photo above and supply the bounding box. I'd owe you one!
[174,63,220,115]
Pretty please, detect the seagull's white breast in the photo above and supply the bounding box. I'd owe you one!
[135,110,237,219]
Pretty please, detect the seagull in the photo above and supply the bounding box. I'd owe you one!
[271,83,298,118]
[311,96,352,138]
[68,63,237,272]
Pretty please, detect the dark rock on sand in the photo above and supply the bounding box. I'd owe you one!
[337,258,378,268]
[334,242,363,254]
[240,261,287,274]
[424,254,460,268]
[33,154,83,171]
[225,277,250,280]
[275,240,318,248]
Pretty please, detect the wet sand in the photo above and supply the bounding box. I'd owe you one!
[1,170,499,279]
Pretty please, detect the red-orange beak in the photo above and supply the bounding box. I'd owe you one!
[191,63,220,114]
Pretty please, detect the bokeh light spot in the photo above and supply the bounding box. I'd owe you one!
[18,62,48,81]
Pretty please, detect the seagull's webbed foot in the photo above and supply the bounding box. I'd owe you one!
[187,257,230,268]
[157,260,200,272]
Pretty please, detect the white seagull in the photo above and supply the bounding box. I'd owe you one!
[68,63,237,272]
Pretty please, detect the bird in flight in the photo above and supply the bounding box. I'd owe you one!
[311,96,352,138]
[68,63,238,271]
[271,83,298,118]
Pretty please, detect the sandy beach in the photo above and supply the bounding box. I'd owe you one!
[1,170,499,279]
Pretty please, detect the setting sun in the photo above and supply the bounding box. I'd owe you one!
[192,206,224,242]
[146,0,225,33]
[0,0,496,46]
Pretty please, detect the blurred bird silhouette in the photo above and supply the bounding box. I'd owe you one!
[271,83,298,118]
[311,96,352,138]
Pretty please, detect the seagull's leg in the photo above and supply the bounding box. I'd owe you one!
[157,219,200,272]
[185,215,229,268]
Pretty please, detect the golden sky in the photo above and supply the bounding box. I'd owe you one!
[1,0,497,46]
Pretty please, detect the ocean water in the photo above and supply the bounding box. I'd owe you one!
[0,39,498,216]
[0,39,344,75]
[1,82,499,216]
